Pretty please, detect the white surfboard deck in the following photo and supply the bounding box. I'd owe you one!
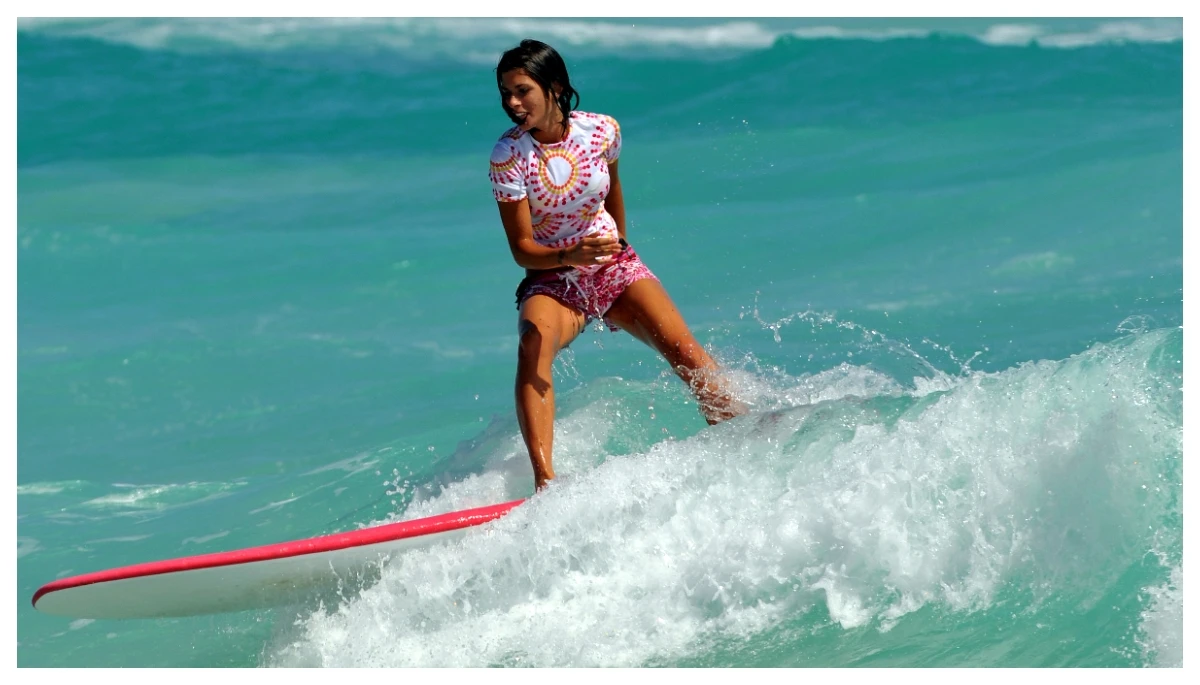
[32,498,526,619]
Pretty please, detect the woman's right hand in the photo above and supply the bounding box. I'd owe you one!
[563,235,623,266]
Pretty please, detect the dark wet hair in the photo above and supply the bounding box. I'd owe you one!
[495,39,580,128]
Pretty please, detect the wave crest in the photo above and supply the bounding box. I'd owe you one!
[263,329,1181,667]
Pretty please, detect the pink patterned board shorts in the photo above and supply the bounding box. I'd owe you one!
[515,241,659,331]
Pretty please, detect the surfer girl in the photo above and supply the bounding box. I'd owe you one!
[490,39,745,491]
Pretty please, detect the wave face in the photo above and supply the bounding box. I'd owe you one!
[17,17,1181,667]
[261,329,1182,667]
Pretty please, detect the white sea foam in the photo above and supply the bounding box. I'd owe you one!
[301,452,381,477]
[17,17,778,57]
[84,535,152,545]
[17,480,85,496]
[80,481,243,512]
[18,18,1182,59]
[1137,564,1183,668]
[249,496,300,515]
[788,26,929,42]
[980,20,1184,48]
[263,330,1180,667]
[182,531,230,545]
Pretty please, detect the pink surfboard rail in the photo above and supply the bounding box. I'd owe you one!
[32,498,527,619]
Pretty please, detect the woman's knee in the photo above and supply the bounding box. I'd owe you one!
[517,318,557,365]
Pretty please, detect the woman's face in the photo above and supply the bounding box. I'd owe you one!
[499,68,560,134]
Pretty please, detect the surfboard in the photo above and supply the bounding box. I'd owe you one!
[32,498,526,619]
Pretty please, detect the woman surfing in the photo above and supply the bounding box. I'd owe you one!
[489,39,746,491]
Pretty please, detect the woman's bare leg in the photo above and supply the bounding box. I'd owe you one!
[605,278,746,424]
[516,294,587,490]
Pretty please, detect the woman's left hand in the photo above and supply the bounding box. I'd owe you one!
[565,235,623,266]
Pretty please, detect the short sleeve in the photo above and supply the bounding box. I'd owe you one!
[603,115,622,164]
[489,137,526,202]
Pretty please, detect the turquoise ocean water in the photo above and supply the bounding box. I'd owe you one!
[16,17,1182,667]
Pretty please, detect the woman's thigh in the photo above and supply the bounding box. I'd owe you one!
[517,293,588,361]
[604,278,708,366]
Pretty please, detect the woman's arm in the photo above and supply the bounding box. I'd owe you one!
[604,160,626,241]
[497,199,622,269]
